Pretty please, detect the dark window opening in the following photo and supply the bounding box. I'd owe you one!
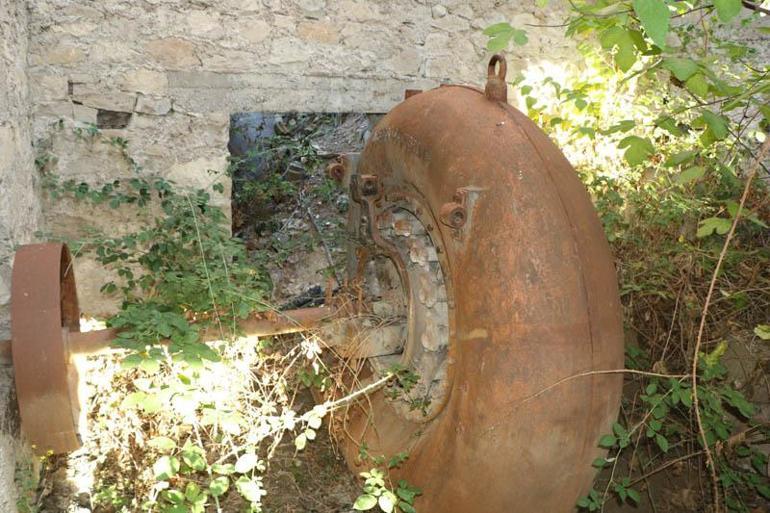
[227,112,382,305]
[96,109,132,129]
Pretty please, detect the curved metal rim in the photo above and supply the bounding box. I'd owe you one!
[11,242,82,454]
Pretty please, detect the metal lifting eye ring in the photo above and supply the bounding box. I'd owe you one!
[488,53,507,81]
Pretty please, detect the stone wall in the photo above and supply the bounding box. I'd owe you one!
[0,0,41,509]
[24,0,576,315]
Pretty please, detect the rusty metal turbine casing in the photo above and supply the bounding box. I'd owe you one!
[340,60,625,512]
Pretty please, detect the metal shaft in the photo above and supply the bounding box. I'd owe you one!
[0,306,333,363]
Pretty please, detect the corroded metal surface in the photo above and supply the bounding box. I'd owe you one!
[338,55,624,513]
[11,243,82,454]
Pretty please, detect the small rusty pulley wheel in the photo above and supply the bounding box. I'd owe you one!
[4,242,334,455]
[337,55,624,512]
[11,242,83,454]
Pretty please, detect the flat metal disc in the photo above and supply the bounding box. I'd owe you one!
[11,243,81,454]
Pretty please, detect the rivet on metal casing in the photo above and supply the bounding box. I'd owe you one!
[439,201,467,229]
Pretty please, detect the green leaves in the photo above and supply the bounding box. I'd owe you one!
[701,111,729,139]
[354,470,419,513]
[378,492,396,513]
[598,434,617,448]
[695,110,729,145]
[722,387,755,418]
[755,325,770,340]
[664,150,697,167]
[632,0,670,48]
[613,478,641,505]
[658,59,710,97]
[612,422,632,448]
[234,476,265,503]
[483,22,528,51]
[697,217,732,238]
[208,476,229,497]
[181,444,207,472]
[597,23,650,74]
[662,57,698,81]
[685,73,709,98]
[234,452,260,474]
[211,463,235,475]
[577,489,603,511]
[153,456,180,480]
[704,340,729,369]
[618,136,655,166]
[714,0,742,22]
[353,494,378,511]
[148,436,176,453]
[675,166,705,184]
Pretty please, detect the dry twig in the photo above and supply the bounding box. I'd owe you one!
[690,136,770,513]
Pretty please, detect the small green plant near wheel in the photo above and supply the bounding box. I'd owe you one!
[354,446,421,513]
[353,470,421,513]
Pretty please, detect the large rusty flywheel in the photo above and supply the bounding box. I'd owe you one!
[333,55,625,512]
[2,55,623,513]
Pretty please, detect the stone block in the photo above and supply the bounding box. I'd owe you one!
[32,43,84,65]
[145,38,201,68]
[134,95,172,116]
[388,48,422,76]
[33,101,73,119]
[200,49,262,72]
[120,69,169,95]
[239,19,271,44]
[297,21,340,44]
[71,86,137,113]
[88,41,134,64]
[29,73,69,101]
[338,0,379,21]
[187,10,223,36]
[166,156,230,208]
[73,104,98,124]
[453,4,474,19]
[222,0,263,11]
[431,14,470,32]
[432,4,448,18]
[423,32,450,52]
[268,38,315,64]
[55,21,98,37]
[296,0,325,19]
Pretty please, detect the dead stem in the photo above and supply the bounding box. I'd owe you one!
[690,136,770,513]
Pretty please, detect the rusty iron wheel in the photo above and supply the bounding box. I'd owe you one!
[337,63,624,513]
[11,242,83,454]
